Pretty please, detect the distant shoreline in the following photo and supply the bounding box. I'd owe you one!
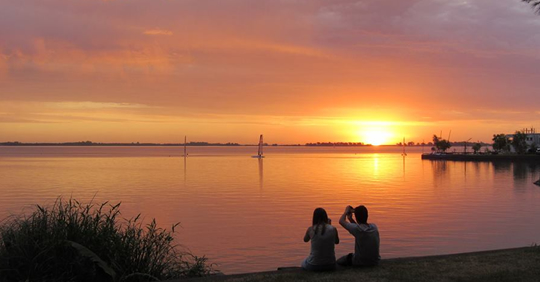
[0,142,244,147]
[0,142,489,147]
[0,142,388,147]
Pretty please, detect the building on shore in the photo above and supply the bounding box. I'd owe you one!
[506,128,540,153]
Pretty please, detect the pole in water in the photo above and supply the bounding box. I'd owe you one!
[184,136,188,157]
[258,134,264,157]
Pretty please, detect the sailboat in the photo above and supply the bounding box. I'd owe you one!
[252,134,265,158]
[401,137,407,156]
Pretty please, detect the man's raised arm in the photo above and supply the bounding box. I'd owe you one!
[347,212,357,224]
[339,206,354,228]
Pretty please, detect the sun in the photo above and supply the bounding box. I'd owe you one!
[353,121,398,145]
[361,130,392,146]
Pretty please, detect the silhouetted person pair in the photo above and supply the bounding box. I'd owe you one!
[301,205,380,271]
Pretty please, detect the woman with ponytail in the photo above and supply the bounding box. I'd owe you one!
[301,207,339,271]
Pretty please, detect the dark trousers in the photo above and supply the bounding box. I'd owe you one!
[337,253,354,266]
[301,258,336,272]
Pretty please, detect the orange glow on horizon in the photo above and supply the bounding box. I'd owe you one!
[354,121,399,145]
[361,130,393,146]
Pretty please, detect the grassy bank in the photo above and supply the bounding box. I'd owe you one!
[0,198,213,282]
[186,247,540,282]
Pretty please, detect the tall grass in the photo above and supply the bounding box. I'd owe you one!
[0,198,215,282]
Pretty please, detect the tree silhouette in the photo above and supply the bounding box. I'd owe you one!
[511,131,528,154]
[472,143,482,154]
[492,134,509,153]
[523,0,540,14]
[432,134,451,152]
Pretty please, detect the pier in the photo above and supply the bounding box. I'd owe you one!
[421,153,540,161]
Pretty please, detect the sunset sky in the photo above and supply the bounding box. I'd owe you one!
[1,0,539,144]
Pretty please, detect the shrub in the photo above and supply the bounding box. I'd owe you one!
[0,198,215,282]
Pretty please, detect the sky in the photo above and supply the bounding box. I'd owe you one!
[1,0,539,144]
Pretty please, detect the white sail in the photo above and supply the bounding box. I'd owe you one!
[258,135,263,157]
[252,134,265,158]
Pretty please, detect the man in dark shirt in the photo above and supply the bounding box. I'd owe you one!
[338,205,380,266]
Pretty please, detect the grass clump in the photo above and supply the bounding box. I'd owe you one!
[0,198,215,282]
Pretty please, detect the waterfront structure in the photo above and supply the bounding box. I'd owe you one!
[506,128,540,153]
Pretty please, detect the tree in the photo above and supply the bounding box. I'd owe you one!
[433,134,451,152]
[523,0,540,14]
[472,143,482,154]
[511,131,528,154]
[492,134,509,152]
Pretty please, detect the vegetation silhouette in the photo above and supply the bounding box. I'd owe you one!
[0,198,215,282]
[432,135,451,153]
[472,142,482,154]
[492,134,510,153]
[523,0,540,14]
[511,131,529,154]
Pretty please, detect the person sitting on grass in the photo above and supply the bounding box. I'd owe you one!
[338,205,380,267]
[302,207,340,271]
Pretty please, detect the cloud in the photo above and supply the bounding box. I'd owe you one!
[143,28,173,36]
[1,0,540,143]
[0,115,55,124]
[0,101,161,125]
[46,102,154,110]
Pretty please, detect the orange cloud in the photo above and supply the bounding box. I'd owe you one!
[2,38,192,75]
[143,28,173,36]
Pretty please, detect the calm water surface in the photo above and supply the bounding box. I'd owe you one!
[1,146,540,274]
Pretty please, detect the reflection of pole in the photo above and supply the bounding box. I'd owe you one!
[402,155,406,178]
[421,154,425,176]
[183,154,187,183]
[258,158,263,190]
[464,160,467,180]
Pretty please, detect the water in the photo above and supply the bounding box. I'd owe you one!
[1,146,540,274]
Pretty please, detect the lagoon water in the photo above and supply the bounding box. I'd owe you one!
[1,146,540,274]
